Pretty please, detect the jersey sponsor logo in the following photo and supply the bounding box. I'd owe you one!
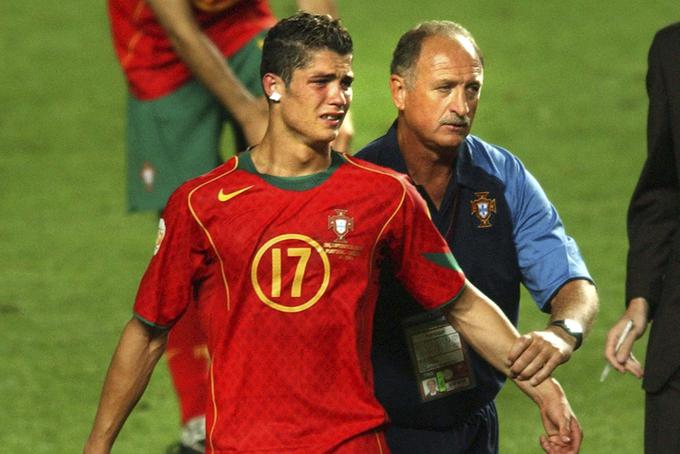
[470,192,496,228]
[153,218,166,255]
[218,185,253,203]
[251,234,331,313]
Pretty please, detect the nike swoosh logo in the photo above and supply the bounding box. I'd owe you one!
[218,185,253,202]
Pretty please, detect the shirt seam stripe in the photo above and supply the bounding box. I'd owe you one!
[186,158,240,453]
[342,155,407,277]
[121,0,146,69]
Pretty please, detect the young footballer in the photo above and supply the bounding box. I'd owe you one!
[85,12,581,454]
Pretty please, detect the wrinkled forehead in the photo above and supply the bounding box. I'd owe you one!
[413,35,483,80]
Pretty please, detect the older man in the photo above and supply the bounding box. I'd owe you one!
[358,21,598,453]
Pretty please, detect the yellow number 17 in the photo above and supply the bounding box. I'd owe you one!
[270,247,311,298]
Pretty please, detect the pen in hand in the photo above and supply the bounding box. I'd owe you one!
[600,319,635,382]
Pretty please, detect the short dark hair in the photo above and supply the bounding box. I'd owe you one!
[261,12,353,85]
[391,21,484,84]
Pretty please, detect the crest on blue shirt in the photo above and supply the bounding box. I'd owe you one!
[470,192,496,228]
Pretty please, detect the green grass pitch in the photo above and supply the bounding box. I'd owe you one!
[1,1,677,452]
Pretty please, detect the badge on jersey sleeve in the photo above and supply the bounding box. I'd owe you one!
[404,313,475,402]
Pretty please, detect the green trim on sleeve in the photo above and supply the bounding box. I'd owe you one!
[437,281,468,312]
[133,312,171,330]
[422,251,462,271]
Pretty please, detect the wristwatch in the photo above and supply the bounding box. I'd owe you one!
[550,319,583,351]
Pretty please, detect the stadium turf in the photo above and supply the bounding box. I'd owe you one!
[1,1,676,452]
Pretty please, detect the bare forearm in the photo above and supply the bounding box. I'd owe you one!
[514,376,581,447]
[178,34,259,118]
[514,375,560,406]
[503,280,598,384]
[549,279,598,337]
[84,318,167,453]
[444,281,520,376]
[158,8,256,116]
[147,0,261,125]
[447,282,582,449]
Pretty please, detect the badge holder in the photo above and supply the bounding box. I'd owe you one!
[403,312,475,402]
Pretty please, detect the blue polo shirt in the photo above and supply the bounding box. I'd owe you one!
[357,122,592,429]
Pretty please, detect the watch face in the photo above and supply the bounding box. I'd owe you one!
[564,319,583,334]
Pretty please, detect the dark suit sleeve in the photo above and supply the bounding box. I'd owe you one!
[625,27,680,318]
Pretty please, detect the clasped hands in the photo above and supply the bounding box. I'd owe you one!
[507,329,582,454]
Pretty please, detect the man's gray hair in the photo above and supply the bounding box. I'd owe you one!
[390,20,484,82]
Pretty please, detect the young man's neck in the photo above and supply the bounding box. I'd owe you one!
[251,130,333,177]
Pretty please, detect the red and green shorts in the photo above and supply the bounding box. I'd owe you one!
[125,32,265,212]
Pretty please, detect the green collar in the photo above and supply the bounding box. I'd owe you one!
[237,150,344,191]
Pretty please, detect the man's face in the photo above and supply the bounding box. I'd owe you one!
[394,35,483,151]
[279,50,353,146]
[427,380,437,392]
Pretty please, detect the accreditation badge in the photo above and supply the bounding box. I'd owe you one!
[404,313,475,402]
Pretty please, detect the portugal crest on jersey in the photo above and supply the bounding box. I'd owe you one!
[470,192,496,228]
[328,209,354,242]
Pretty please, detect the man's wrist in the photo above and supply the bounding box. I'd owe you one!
[627,297,649,316]
[548,319,583,351]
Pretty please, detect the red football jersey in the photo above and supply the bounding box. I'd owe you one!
[108,0,276,99]
[134,152,466,453]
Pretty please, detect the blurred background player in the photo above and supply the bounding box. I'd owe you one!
[605,22,680,454]
[357,21,598,453]
[107,1,349,452]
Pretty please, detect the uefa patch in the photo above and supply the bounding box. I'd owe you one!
[153,218,166,255]
[470,192,496,228]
